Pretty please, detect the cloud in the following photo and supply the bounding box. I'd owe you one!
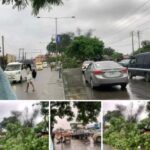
[0,0,150,55]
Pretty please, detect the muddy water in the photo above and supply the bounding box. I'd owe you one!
[54,139,100,150]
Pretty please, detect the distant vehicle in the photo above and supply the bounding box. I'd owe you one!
[84,61,128,89]
[4,62,26,82]
[128,52,150,82]
[36,62,43,70]
[82,60,93,73]
[43,62,48,68]
[119,59,130,67]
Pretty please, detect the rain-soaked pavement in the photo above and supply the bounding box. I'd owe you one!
[103,144,113,150]
[10,67,150,100]
[63,68,150,100]
[11,68,65,100]
[54,139,100,150]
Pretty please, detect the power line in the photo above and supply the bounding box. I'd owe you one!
[104,0,150,41]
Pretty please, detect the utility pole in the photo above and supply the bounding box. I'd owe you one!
[1,36,5,70]
[131,31,134,54]
[55,18,58,54]
[137,31,141,49]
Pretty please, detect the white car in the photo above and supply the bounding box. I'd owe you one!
[43,62,48,68]
[4,62,27,83]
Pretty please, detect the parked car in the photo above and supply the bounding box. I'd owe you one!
[43,61,48,68]
[119,59,130,67]
[84,61,128,89]
[36,62,43,70]
[128,52,150,82]
[4,62,27,83]
[82,60,93,73]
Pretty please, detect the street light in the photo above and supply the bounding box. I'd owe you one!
[37,16,75,53]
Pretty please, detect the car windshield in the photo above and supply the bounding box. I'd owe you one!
[120,59,130,63]
[5,64,21,71]
[95,61,122,69]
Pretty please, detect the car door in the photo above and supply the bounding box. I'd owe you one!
[128,58,136,75]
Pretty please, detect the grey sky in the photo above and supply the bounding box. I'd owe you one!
[0,0,150,58]
[103,100,149,121]
[0,100,43,123]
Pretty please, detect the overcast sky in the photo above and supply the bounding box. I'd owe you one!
[1,0,150,58]
[0,101,43,124]
[103,100,149,121]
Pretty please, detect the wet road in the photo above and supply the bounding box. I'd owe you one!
[11,68,65,100]
[54,139,100,150]
[103,144,113,150]
[63,68,150,100]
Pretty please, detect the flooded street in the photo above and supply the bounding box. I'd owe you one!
[63,68,150,100]
[54,139,100,150]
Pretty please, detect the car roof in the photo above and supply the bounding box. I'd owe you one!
[7,62,22,65]
[93,60,116,64]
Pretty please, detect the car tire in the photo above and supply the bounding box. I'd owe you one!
[128,72,133,79]
[19,76,22,83]
[121,83,127,90]
[90,79,96,89]
[145,73,150,82]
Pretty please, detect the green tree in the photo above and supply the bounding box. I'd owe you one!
[50,102,101,134]
[104,110,123,123]
[103,47,115,56]
[46,38,56,53]
[112,51,123,61]
[66,35,104,61]
[2,0,63,15]
[133,40,150,55]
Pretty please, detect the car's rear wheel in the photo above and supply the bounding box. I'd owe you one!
[128,72,133,79]
[121,83,127,90]
[145,73,150,82]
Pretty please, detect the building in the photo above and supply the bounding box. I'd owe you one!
[6,54,16,64]
[34,55,45,63]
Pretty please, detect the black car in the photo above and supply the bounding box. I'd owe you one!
[128,52,150,82]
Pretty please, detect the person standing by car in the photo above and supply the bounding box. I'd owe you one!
[25,64,35,93]
[57,61,62,79]
[0,66,16,100]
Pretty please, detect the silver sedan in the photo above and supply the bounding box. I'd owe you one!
[84,61,128,89]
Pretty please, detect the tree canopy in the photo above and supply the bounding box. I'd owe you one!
[1,0,63,15]
[66,36,104,61]
[0,102,49,150]
[50,102,101,131]
[103,102,150,150]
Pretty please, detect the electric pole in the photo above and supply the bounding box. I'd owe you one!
[131,31,134,54]
[1,36,5,69]
[137,31,141,49]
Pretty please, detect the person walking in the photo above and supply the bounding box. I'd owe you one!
[25,64,35,93]
[57,61,62,79]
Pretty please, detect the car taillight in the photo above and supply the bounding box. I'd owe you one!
[92,70,104,75]
[121,68,128,73]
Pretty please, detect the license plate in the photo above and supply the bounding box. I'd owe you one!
[105,71,120,77]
